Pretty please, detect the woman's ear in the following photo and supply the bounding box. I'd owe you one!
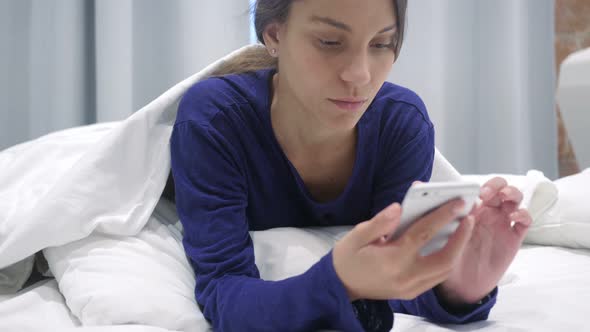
[262,22,282,56]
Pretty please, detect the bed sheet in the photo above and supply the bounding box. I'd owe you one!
[1,246,589,332]
[393,246,590,331]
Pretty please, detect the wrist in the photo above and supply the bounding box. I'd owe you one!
[434,284,491,311]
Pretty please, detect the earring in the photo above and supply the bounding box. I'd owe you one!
[270,48,277,56]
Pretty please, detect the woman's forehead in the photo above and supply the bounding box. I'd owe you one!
[289,0,397,33]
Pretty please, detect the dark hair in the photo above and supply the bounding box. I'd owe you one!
[254,0,408,57]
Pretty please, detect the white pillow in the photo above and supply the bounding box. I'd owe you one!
[462,170,558,222]
[43,199,209,332]
[525,168,590,249]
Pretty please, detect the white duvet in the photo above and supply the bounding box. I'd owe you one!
[1,44,589,332]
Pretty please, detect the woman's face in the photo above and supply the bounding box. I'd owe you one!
[273,0,397,131]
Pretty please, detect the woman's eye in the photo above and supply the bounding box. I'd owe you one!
[318,39,341,48]
[372,43,394,49]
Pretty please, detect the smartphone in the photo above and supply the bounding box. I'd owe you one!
[387,181,480,256]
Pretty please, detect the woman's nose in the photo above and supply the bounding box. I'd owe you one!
[339,51,371,87]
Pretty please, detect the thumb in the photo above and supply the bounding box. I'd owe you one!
[350,203,401,248]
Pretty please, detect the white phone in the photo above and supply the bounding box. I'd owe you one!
[388,181,480,256]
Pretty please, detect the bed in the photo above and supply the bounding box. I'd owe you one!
[1,44,589,332]
[1,191,590,332]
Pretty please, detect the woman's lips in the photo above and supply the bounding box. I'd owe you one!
[328,98,367,111]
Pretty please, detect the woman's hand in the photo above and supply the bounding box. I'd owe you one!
[436,177,532,306]
[332,199,475,301]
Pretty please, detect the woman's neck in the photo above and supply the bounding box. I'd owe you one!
[269,72,356,159]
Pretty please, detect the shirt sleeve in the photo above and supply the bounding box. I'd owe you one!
[369,109,497,324]
[170,118,364,332]
[389,287,498,324]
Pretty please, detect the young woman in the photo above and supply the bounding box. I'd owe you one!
[169,0,532,331]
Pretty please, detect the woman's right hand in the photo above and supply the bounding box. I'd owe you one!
[332,200,475,301]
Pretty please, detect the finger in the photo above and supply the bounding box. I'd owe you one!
[350,203,401,249]
[510,209,532,239]
[421,215,475,270]
[501,201,519,215]
[499,186,524,205]
[480,177,508,207]
[399,199,465,252]
[510,209,532,225]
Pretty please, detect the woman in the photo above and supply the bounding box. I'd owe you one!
[169,0,532,331]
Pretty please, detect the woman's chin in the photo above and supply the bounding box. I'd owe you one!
[323,113,363,132]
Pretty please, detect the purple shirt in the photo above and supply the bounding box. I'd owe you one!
[170,68,496,332]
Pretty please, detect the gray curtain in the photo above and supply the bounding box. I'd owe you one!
[1,0,558,179]
[0,0,250,151]
[389,0,559,179]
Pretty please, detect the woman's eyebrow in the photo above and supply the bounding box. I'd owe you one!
[309,15,396,34]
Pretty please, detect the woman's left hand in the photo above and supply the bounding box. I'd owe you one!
[435,177,532,306]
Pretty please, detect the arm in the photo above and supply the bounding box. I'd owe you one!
[170,119,363,332]
[370,112,497,324]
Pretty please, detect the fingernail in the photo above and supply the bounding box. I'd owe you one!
[510,212,519,220]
